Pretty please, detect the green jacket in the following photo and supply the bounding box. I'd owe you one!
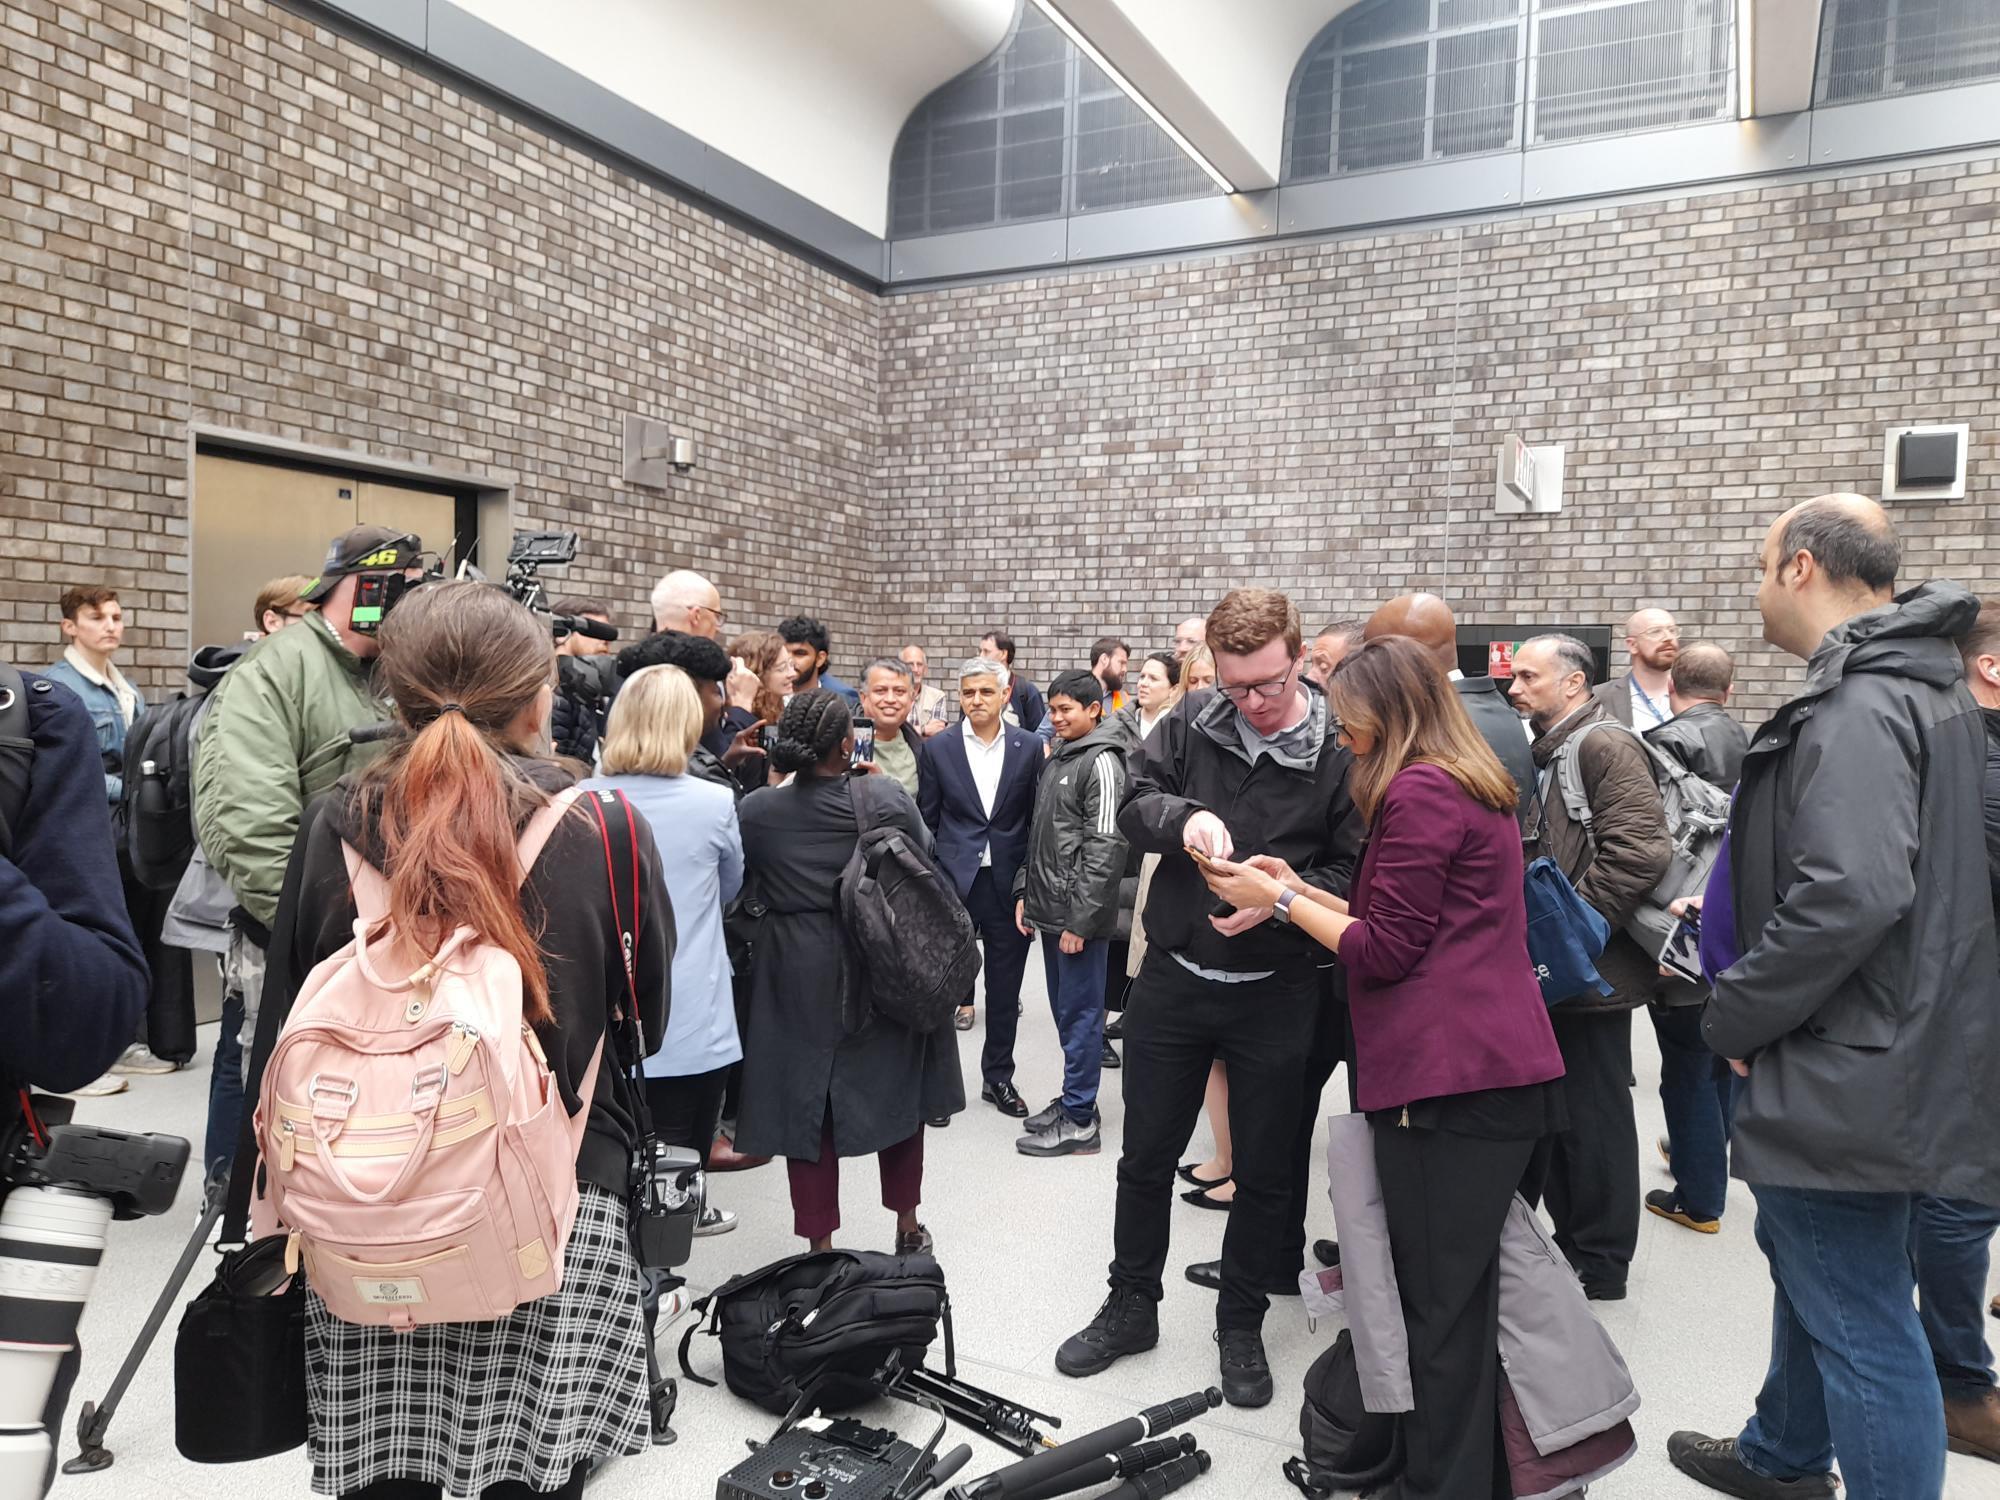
[192,617,388,930]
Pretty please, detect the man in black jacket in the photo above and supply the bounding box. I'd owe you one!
[1012,670,1129,1159]
[1,663,149,1497]
[1365,593,1535,827]
[1669,497,2000,1500]
[1055,590,1361,1410]
[1645,642,1747,791]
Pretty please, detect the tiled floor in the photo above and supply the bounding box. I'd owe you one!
[45,968,2000,1499]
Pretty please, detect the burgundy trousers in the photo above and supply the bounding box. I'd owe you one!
[785,1111,924,1241]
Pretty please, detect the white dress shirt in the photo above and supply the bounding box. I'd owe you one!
[962,718,1008,866]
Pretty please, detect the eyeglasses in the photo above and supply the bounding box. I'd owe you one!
[1633,626,1679,641]
[696,603,728,625]
[1217,660,1300,704]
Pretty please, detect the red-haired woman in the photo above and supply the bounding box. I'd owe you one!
[252,581,671,1500]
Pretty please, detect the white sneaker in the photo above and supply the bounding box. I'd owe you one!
[110,1043,177,1076]
[693,1206,738,1237]
[65,1073,129,1097]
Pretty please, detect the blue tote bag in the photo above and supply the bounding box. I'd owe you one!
[1523,786,1613,1007]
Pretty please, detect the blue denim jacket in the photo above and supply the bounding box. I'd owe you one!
[40,657,146,806]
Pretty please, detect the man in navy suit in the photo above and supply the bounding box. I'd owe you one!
[919,656,1041,1117]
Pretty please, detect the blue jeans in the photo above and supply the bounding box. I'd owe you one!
[1737,1185,1945,1500]
[1040,936,1107,1124]
[1649,1002,1741,1221]
[204,991,245,1177]
[1911,1195,2000,1402]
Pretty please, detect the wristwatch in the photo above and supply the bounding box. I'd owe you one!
[1273,888,1298,924]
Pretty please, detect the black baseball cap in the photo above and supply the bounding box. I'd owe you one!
[300,525,425,602]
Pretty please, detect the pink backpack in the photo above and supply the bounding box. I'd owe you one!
[254,789,601,1330]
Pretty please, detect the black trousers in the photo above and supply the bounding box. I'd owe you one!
[1105,939,1131,1012]
[964,868,1032,1087]
[1279,965,1351,1274]
[1375,1121,1536,1500]
[121,869,194,1064]
[1110,951,1316,1330]
[645,1066,731,1170]
[1545,1007,1639,1288]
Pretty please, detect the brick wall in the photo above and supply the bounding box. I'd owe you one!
[880,159,2000,716]
[4,0,1998,718]
[1,0,883,693]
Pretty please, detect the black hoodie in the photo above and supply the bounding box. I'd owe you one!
[241,755,673,1206]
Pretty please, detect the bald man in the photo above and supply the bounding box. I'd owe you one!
[1364,593,1534,828]
[1592,606,1678,729]
[1669,494,2000,1497]
[649,568,724,639]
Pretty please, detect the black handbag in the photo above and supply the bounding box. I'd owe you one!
[1283,1329,1405,1497]
[677,1248,946,1415]
[174,1234,309,1463]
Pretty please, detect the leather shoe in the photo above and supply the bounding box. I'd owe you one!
[955,1007,975,1032]
[1184,1260,1301,1297]
[1313,1239,1340,1268]
[1583,1280,1627,1302]
[1101,1040,1121,1070]
[981,1080,1029,1118]
[1104,1015,1124,1040]
[1666,1430,1836,1496]
[1180,1185,1231,1211]
[1947,1386,2000,1463]
[926,1115,951,1129]
[707,1137,771,1172]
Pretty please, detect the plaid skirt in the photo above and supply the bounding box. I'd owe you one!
[305,1183,649,1496]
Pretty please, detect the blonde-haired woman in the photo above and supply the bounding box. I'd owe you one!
[585,665,744,1237]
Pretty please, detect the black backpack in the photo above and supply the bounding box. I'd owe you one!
[0,663,32,861]
[677,1248,947,1416]
[1283,1330,1405,1498]
[838,776,980,1034]
[119,689,212,889]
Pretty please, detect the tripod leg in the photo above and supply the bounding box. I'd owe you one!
[61,1189,228,1476]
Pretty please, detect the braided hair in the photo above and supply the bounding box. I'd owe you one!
[767,687,853,776]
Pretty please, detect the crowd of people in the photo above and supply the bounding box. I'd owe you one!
[4,491,1998,1500]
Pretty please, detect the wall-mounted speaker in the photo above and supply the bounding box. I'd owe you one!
[1881,423,1969,501]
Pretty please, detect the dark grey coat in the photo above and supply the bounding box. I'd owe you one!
[733,772,966,1161]
[1456,673,1536,829]
[1014,722,1129,940]
[1704,582,2000,1204]
[1644,702,1747,792]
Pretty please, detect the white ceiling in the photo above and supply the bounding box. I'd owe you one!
[456,0,1827,237]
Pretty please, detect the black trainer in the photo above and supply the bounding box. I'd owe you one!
[1215,1328,1273,1408]
[1055,1289,1159,1378]
[1665,1432,1837,1498]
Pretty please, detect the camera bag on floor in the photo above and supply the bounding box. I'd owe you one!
[174,1230,310,1462]
[1282,1329,1405,1498]
[677,1248,947,1415]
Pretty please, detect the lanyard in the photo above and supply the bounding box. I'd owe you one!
[1632,678,1670,726]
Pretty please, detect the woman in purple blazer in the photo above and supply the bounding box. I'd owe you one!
[1200,635,1565,1500]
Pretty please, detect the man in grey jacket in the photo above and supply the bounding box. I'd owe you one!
[1668,496,2000,1500]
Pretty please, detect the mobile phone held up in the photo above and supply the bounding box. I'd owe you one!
[1657,910,1705,987]
[852,716,876,767]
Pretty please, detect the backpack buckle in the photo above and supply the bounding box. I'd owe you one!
[308,1074,358,1121]
[409,1064,447,1108]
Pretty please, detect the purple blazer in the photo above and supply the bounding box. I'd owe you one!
[1342,763,1566,1114]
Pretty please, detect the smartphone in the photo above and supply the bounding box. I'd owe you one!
[1184,844,1223,871]
[852,717,876,766]
[1657,913,1705,986]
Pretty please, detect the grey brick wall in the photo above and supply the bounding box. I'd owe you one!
[1,0,882,692]
[880,161,2000,717]
[4,0,1997,721]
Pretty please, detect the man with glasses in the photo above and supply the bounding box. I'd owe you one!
[1594,607,1680,729]
[1056,589,1361,1411]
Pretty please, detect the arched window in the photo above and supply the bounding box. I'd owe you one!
[1815,0,2000,105]
[1286,0,1735,182]
[890,4,1217,238]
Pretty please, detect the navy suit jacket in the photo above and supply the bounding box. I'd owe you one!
[917,723,1042,901]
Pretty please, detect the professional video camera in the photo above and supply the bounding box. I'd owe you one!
[495,531,619,651]
[0,1094,188,1498]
